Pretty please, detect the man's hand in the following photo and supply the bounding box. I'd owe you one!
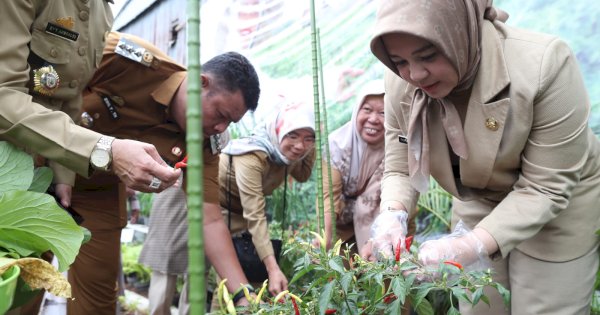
[111,139,181,192]
[54,183,72,208]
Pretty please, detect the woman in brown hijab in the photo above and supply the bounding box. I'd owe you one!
[368,0,600,314]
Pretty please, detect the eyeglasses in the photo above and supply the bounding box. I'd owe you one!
[283,134,316,147]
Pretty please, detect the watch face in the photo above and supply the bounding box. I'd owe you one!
[91,150,110,168]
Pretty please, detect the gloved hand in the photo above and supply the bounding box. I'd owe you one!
[418,221,491,271]
[369,210,409,261]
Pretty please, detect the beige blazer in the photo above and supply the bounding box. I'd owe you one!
[0,0,113,178]
[381,21,600,262]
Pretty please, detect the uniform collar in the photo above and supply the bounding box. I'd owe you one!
[151,71,187,107]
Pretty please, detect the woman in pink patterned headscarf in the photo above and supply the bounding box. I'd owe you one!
[318,80,386,256]
[368,0,600,314]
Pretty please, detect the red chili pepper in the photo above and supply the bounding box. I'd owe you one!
[174,155,188,169]
[383,293,397,304]
[325,309,337,314]
[291,297,300,315]
[444,260,464,270]
[405,235,414,252]
[395,238,401,262]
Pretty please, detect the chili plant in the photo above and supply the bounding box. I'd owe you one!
[211,231,509,315]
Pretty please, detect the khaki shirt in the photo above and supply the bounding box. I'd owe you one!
[81,31,187,165]
[0,0,113,181]
[79,31,221,202]
[219,150,315,260]
[382,21,600,261]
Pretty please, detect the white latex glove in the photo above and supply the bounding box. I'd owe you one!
[418,221,491,271]
[369,210,409,261]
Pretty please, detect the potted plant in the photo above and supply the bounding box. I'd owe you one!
[0,264,20,314]
[0,141,87,309]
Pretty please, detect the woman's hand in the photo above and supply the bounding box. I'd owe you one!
[264,255,288,296]
[418,222,497,271]
[369,209,409,260]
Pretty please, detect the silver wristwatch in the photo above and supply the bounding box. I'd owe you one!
[90,136,116,171]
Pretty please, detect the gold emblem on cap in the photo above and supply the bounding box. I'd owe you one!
[33,65,60,96]
[485,117,499,131]
[55,17,75,29]
[171,146,183,157]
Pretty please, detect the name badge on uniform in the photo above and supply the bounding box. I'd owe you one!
[101,96,120,120]
[45,22,79,42]
[399,135,408,144]
[210,134,221,155]
[115,37,154,67]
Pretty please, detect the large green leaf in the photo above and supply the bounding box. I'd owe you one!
[0,190,83,271]
[0,142,34,191]
[29,166,53,193]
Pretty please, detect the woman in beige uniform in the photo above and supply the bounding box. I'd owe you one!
[368,0,600,314]
[219,102,316,296]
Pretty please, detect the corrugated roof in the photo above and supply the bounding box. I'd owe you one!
[112,0,161,31]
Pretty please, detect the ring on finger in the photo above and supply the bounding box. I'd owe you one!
[149,176,161,189]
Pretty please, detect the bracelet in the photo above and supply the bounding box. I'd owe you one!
[232,284,254,304]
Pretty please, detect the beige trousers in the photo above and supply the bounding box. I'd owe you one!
[460,246,598,315]
[148,271,189,315]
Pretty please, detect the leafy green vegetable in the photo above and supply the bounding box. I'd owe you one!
[0,142,34,192]
[0,191,83,271]
[0,141,84,272]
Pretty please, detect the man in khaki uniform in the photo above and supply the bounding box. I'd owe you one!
[0,0,181,205]
[69,31,260,314]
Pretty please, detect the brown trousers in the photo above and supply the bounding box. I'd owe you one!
[66,176,127,315]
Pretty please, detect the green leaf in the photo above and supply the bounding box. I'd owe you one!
[412,283,435,308]
[0,227,48,258]
[81,227,92,244]
[318,281,335,315]
[340,272,353,293]
[0,190,83,271]
[391,277,410,304]
[415,297,434,315]
[451,287,471,304]
[493,282,511,307]
[384,298,402,315]
[289,263,315,285]
[328,255,346,274]
[29,167,53,193]
[447,306,460,315]
[480,294,490,306]
[471,286,484,305]
[0,142,34,192]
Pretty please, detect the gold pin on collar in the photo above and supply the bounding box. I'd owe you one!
[55,17,75,29]
[33,65,60,96]
[485,117,499,131]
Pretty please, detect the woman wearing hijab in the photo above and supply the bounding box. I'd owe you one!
[318,80,387,256]
[219,102,316,296]
[367,0,600,314]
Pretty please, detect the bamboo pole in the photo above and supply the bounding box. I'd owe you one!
[186,0,205,313]
[309,0,325,234]
[316,28,336,240]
